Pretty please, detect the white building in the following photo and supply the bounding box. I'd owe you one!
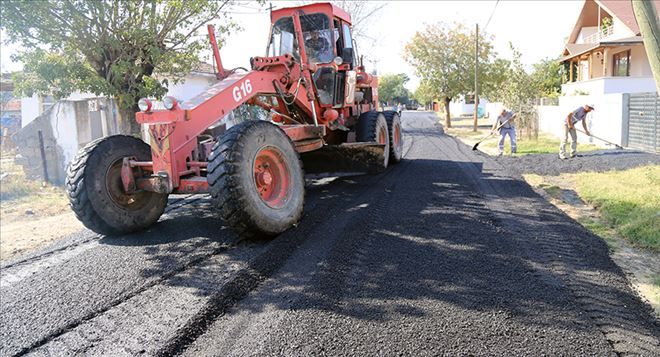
[536,0,659,151]
[559,0,657,95]
[20,63,217,128]
[13,63,220,184]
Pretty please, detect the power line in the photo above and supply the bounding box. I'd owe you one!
[483,0,500,32]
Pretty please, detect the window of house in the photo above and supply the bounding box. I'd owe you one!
[612,50,630,77]
[464,94,475,104]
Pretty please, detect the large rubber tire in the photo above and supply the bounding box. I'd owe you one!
[383,110,403,163]
[207,121,305,238]
[356,111,390,170]
[65,135,168,235]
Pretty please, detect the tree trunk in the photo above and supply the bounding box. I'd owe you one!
[443,96,451,128]
[118,106,142,136]
[632,0,660,93]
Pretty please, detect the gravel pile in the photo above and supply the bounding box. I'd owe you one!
[496,149,660,176]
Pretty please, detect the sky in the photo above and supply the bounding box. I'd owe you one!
[0,0,584,91]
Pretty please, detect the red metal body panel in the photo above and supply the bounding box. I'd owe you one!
[271,2,351,24]
[126,2,379,195]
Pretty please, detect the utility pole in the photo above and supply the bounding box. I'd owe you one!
[473,23,479,132]
[632,0,660,93]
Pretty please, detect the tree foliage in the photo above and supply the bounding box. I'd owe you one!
[404,23,495,128]
[413,80,435,107]
[330,0,386,61]
[0,0,241,134]
[487,44,541,139]
[530,57,563,98]
[378,73,410,105]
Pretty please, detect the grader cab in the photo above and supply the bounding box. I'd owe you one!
[66,2,403,238]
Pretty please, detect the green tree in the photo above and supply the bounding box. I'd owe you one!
[413,80,434,108]
[378,73,410,106]
[0,0,241,134]
[488,44,540,139]
[530,57,563,98]
[404,23,495,128]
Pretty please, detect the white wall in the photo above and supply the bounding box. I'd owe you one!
[49,101,80,167]
[562,76,657,95]
[449,98,489,116]
[164,73,216,102]
[485,102,504,121]
[630,45,652,77]
[538,94,626,147]
[20,73,216,127]
[21,95,40,127]
[576,26,598,44]
[537,105,562,137]
[611,17,636,39]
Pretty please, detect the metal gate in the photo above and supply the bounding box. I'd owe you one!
[627,92,659,152]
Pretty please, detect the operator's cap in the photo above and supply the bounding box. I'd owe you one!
[586,104,595,110]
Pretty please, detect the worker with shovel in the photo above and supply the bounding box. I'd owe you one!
[492,108,517,156]
[560,104,594,159]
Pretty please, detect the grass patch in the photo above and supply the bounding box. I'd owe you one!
[539,184,561,198]
[574,165,660,251]
[577,216,619,248]
[444,119,601,156]
[482,134,601,155]
[653,274,660,288]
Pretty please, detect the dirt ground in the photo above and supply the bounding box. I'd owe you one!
[0,193,83,262]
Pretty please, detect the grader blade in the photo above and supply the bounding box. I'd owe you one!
[301,142,387,176]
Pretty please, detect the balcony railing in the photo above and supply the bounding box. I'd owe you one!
[583,25,615,44]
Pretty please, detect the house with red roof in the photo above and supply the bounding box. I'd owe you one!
[534,0,660,152]
[560,0,659,95]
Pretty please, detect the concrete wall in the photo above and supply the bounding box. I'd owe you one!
[15,98,119,184]
[21,95,40,127]
[449,98,489,117]
[537,93,627,147]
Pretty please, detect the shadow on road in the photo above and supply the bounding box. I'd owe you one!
[148,144,658,353]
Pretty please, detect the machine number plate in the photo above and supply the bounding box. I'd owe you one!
[232,79,253,102]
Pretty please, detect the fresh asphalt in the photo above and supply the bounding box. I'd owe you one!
[1,111,658,356]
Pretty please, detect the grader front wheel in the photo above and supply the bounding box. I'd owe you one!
[65,135,168,235]
[207,121,305,238]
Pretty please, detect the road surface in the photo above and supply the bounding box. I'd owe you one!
[1,111,658,356]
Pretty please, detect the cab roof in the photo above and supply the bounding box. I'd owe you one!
[271,2,352,24]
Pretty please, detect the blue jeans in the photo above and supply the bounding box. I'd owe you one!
[498,128,516,153]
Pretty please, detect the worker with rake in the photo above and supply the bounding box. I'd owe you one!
[492,108,517,156]
[560,104,594,159]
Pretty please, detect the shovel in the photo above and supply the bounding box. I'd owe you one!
[472,114,516,151]
[575,128,624,149]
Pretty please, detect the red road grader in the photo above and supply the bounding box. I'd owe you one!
[66,2,403,238]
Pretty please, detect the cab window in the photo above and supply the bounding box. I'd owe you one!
[342,23,354,66]
[313,67,335,105]
[269,17,299,60]
[300,13,334,63]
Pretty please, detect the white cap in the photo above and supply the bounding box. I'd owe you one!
[586,104,595,110]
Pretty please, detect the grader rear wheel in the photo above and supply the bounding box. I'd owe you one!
[356,111,390,172]
[65,135,168,235]
[207,121,305,238]
[383,111,403,163]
